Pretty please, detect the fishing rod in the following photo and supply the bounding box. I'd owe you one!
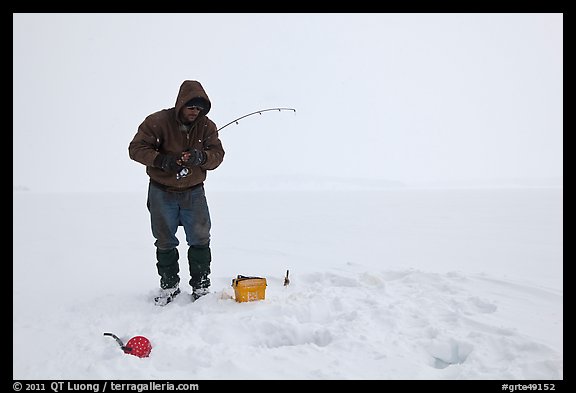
[217,107,296,132]
[176,107,296,180]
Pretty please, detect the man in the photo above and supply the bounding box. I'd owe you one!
[129,80,225,306]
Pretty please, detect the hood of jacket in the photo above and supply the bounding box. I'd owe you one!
[175,80,212,118]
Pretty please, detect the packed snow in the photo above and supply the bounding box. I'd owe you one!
[13,181,563,380]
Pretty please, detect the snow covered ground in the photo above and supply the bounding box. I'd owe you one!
[12,184,563,380]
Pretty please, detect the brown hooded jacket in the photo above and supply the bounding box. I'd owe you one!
[128,80,225,191]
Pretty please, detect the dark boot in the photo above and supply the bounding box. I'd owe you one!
[156,248,180,290]
[188,245,211,299]
[154,286,181,306]
[154,248,181,306]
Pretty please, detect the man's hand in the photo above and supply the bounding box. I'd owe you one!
[181,149,207,167]
[154,154,183,173]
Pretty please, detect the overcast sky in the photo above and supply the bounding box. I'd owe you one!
[13,13,563,192]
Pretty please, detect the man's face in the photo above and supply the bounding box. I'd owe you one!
[180,105,203,124]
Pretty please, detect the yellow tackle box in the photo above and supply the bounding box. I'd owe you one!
[231,275,267,302]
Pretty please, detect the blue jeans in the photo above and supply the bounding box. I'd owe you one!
[147,182,211,250]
